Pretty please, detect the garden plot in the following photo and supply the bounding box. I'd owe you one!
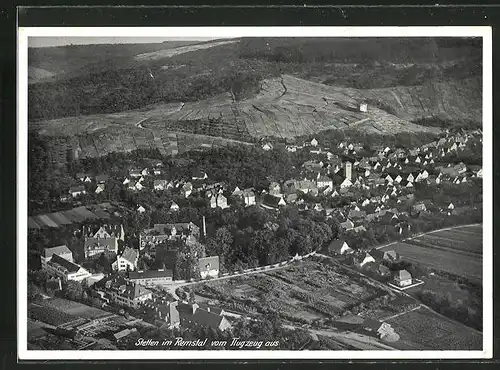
[386,306,482,350]
[193,260,385,324]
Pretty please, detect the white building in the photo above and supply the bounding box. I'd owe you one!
[199,256,220,279]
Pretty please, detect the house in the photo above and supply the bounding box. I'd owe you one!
[393,269,412,287]
[127,268,174,287]
[412,203,427,214]
[340,219,354,231]
[112,247,139,272]
[352,225,367,233]
[242,189,256,206]
[261,194,286,210]
[269,182,282,197]
[360,253,376,267]
[182,182,193,198]
[69,185,86,198]
[340,178,353,189]
[84,236,119,259]
[177,303,231,331]
[122,178,130,185]
[170,202,180,212]
[262,143,273,151]
[41,245,74,269]
[210,194,229,209]
[128,181,144,192]
[317,175,333,189]
[76,172,87,182]
[137,205,146,214]
[328,239,354,255]
[378,264,391,276]
[311,138,318,147]
[43,254,92,282]
[113,328,138,342]
[192,171,208,181]
[95,183,105,194]
[97,278,153,309]
[348,209,366,219]
[359,102,368,112]
[129,169,142,178]
[95,174,109,184]
[231,186,243,197]
[448,202,455,210]
[476,168,483,178]
[154,180,168,191]
[370,249,400,262]
[199,256,220,279]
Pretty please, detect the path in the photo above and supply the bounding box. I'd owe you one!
[381,304,422,321]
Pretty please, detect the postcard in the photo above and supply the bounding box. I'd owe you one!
[17,26,492,360]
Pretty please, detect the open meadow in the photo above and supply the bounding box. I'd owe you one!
[380,224,483,282]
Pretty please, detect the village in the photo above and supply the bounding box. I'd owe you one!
[27,124,483,350]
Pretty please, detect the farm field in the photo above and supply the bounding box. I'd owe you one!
[386,306,482,350]
[193,260,401,324]
[28,303,79,327]
[380,224,483,282]
[37,298,112,320]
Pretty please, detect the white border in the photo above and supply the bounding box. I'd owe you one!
[17,26,493,360]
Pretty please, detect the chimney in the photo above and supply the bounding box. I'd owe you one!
[202,216,207,238]
[58,278,63,291]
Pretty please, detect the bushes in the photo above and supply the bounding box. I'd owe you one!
[416,290,482,331]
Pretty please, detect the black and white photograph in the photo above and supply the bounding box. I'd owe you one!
[17,26,492,359]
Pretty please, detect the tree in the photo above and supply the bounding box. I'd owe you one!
[64,280,84,301]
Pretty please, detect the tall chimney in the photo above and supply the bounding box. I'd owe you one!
[202,216,207,238]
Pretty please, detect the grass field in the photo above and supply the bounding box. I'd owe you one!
[386,306,482,350]
[38,298,112,320]
[380,225,482,282]
[28,303,78,327]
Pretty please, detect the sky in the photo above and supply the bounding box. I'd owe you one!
[28,37,219,48]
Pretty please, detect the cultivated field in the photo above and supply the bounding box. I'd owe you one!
[193,260,391,323]
[32,74,444,150]
[28,303,78,327]
[38,298,112,320]
[386,306,482,350]
[380,225,483,282]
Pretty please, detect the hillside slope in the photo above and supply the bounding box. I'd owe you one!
[30,73,484,163]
